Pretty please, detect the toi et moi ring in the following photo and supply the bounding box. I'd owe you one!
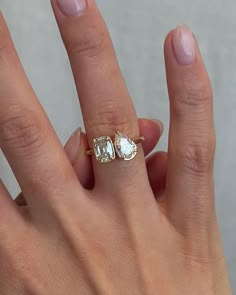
[86,131,145,164]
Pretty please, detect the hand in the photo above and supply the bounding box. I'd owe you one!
[0,1,231,294]
[16,118,166,204]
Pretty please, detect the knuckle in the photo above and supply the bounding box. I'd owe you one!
[86,99,137,137]
[0,106,44,151]
[172,75,212,114]
[66,20,107,58]
[178,140,215,175]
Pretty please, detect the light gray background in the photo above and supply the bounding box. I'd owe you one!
[0,0,235,290]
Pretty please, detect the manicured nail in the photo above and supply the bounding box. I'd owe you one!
[151,119,164,136]
[57,0,87,16]
[65,128,81,164]
[172,25,196,65]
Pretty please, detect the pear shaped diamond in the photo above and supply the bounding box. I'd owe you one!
[114,131,138,161]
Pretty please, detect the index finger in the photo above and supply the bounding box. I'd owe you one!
[0,12,78,208]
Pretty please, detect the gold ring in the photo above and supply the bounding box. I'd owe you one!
[86,131,145,164]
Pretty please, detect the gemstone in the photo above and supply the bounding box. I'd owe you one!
[93,136,116,163]
[114,131,138,161]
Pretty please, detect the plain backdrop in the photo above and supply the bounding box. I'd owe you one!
[0,0,235,290]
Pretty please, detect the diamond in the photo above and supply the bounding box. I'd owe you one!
[93,136,116,163]
[114,131,138,161]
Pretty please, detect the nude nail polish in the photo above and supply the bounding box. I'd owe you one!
[57,0,87,16]
[172,25,196,65]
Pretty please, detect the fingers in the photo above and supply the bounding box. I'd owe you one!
[51,0,149,193]
[0,13,78,209]
[65,128,94,189]
[164,25,216,228]
[16,118,164,205]
[139,119,164,157]
[51,0,136,140]
[146,152,167,198]
[64,118,164,189]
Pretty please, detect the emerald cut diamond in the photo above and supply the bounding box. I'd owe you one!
[93,136,115,163]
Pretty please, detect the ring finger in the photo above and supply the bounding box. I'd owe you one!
[51,0,151,194]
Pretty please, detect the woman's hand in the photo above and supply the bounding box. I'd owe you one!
[0,0,231,294]
[16,118,166,204]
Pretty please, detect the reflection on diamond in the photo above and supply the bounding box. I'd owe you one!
[93,136,115,163]
[115,131,138,161]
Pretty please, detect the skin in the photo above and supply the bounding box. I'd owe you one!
[16,119,167,204]
[0,1,232,294]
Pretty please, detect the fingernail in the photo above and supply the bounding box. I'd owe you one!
[65,128,81,164]
[71,127,82,138]
[172,25,196,65]
[150,119,164,136]
[57,0,87,16]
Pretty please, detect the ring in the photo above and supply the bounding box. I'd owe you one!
[86,131,145,164]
